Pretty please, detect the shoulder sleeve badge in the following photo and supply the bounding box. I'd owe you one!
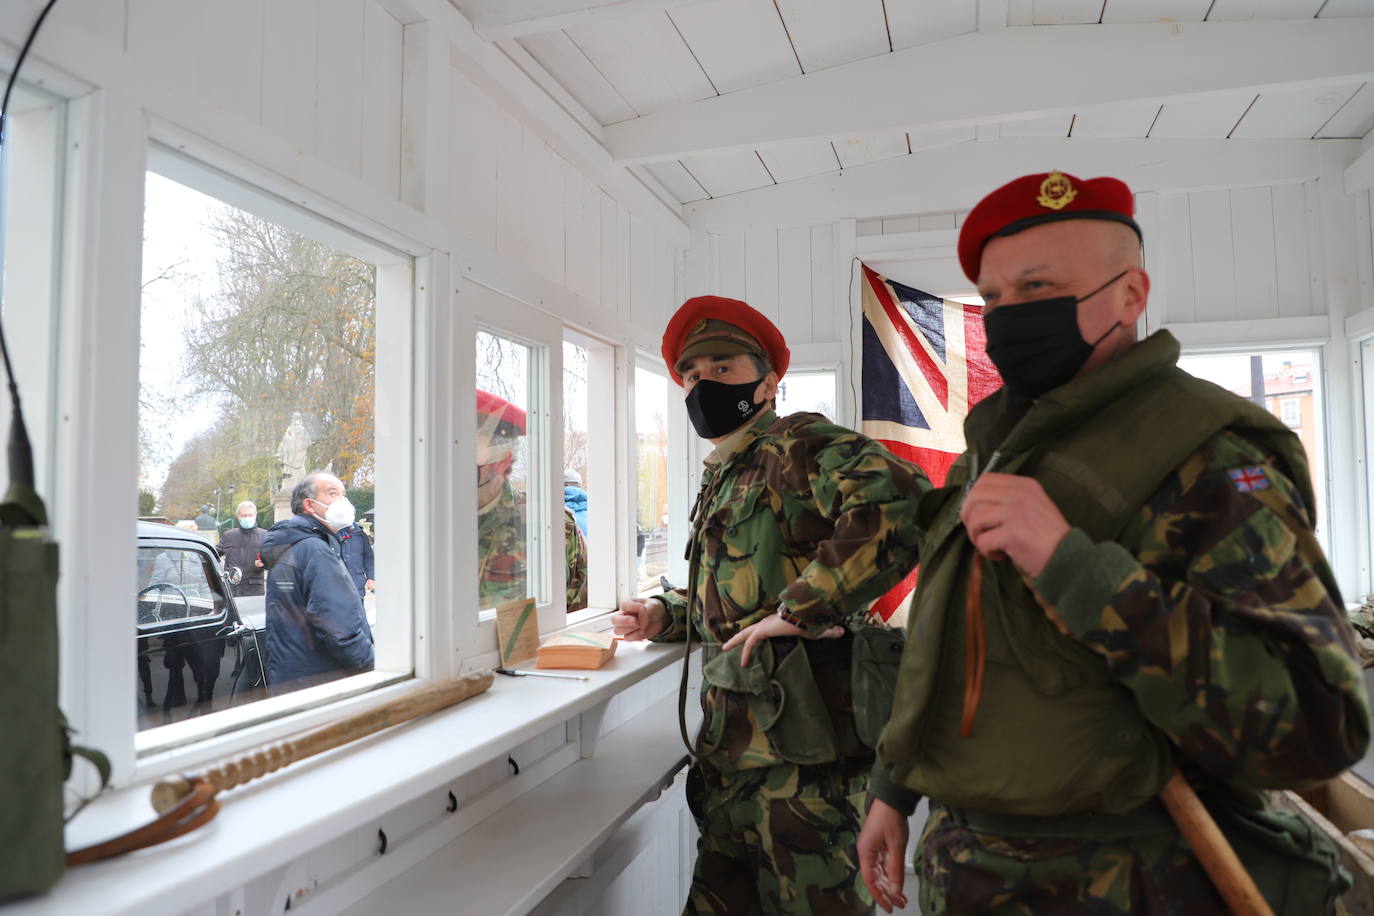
[1227,465,1271,493]
[1036,171,1077,210]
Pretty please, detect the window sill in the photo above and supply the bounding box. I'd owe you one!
[16,640,686,916]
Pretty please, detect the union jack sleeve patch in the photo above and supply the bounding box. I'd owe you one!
[1228,465,1271,493]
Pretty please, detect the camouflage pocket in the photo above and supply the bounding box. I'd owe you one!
[850,626,905,749]
[701,639,841,765]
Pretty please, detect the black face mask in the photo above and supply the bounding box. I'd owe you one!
[982,270,1128,399]
[684,377,765,439]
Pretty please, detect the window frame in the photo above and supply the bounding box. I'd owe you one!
[562,325,627,621]
[457,279,578,666]
[636,353,693,589]
[50,101,430,787]
[1176,342,1332,558]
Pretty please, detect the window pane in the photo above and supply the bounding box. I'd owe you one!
[1179,350,1327,549]
[562,341,589,611]
[476,331,539,612]
[0,78,64,498]
[777,371,837,420]
[636,368,671,596]
[139,169,381,729]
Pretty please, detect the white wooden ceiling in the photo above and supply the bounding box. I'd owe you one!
[455,0,1374,204]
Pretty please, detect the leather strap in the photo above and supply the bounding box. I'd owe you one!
[959,556,986,737]
[67,777,220,865]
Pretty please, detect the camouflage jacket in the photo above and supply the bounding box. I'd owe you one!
[655,409,930,772]
[872,333,1370,910]
[477,481,588,611]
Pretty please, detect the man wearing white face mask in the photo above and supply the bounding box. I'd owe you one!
[219,500,267,596]
[261,470,375,694]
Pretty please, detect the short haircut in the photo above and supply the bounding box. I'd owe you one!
[236,500,257,514]
[291,472,328,516]
[748,354,771,377]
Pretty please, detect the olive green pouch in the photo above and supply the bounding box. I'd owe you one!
[701,638,840,764]
[1213,795,1351,915]
[850,626,905,749]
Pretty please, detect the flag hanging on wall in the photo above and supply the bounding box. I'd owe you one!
[860,263,1001,623]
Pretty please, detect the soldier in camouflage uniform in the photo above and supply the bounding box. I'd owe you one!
[612,297,931,915]
[476,390,588,611]
[857,172,1371,915]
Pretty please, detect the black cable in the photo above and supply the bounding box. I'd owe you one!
[0,0,61,488]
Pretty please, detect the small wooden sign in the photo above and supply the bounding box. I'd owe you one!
[495,597,540,666]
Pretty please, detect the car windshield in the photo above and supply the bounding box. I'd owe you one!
[137,545,227,626]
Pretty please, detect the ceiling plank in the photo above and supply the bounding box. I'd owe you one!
[1206,0,1323,20]
[1102,0,1211,22]
[565,11,716,116]
[643,160,709,202]
[884,0,977,50]
[833,133,910,168]
[1070,101,1160,137]
[1231,82,1367,138]
[462,0,711,40]
[668,0,800,95]
[1149,93,1256,138]
[758,141,842,183]
[514,31,637,125]
[774,0,890,72]
[1318,83,1374,138]
[679,150,774,197]
[684,137,1322,231]
[604,18,1374,164]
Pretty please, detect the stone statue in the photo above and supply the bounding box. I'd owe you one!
[276,411,312,494]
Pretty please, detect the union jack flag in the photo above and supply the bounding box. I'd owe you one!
[860,264,1001,623]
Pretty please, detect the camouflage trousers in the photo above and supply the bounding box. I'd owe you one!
[917,802,1306,916]
[684,759,875,916]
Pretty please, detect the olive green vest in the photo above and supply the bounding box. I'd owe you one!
[878,331,1327,816]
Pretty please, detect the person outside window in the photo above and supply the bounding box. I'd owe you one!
[218,500,266,597]
[260,471,374,694]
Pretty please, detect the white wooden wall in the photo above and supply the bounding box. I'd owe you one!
[685,224,842,346]
[1151,182,1321,326]
[447,65,679,347]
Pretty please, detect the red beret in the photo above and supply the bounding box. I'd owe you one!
[476,389,526,435]
[661,296,790,387]
[958,171,1141,283]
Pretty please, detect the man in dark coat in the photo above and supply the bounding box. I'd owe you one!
[261,471,374,694]
[339,521,375,599]
[218,500,266,596]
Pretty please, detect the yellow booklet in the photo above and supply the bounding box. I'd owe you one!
[536,631,617,670]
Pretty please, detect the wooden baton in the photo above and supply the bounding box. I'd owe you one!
[1158,769,1275,916]
[151,671,494,814]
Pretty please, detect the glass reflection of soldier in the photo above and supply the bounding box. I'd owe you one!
[476,390,588,612]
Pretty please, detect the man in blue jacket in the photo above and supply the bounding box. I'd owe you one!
[261,471,375,694]
[339,520,375,599]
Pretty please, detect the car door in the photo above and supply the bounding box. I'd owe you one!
[136,537,266,730]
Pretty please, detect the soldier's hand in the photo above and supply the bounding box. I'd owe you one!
[859,798,910,913]
[612,596,667,641]
[721,613,844,667]
[960,472,1070,578]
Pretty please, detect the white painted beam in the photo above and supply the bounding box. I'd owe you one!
[686,138,1322,231]
[607,19,1374,164]
[1348,144,1374,194]
[463,0,710,40]
[405,0,691,246]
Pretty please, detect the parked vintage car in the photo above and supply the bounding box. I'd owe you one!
[136,521,269,730]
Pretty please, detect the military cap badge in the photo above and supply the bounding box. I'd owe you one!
[1036,172,1077,210]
